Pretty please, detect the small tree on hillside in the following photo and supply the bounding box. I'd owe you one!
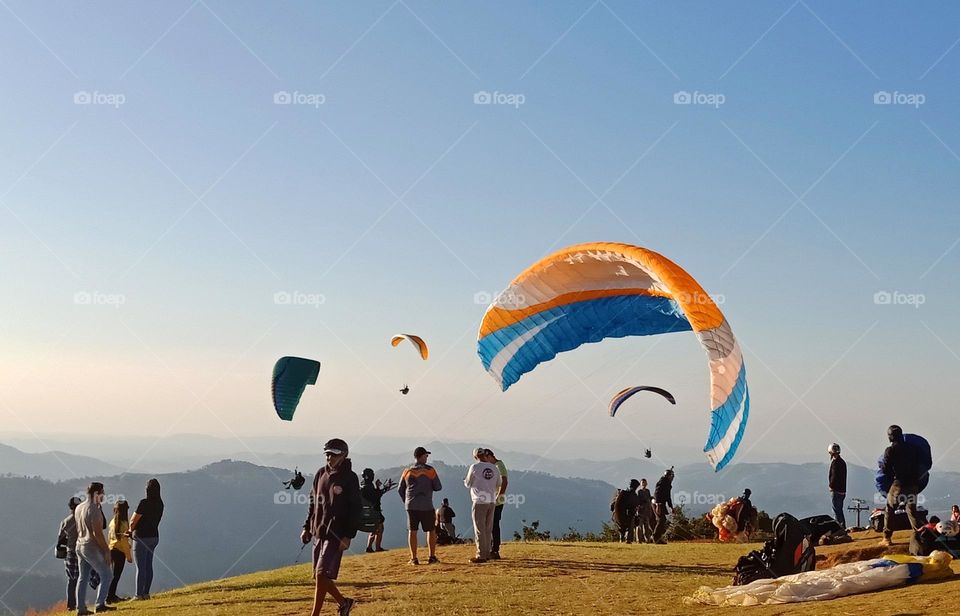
[513,519,551,541]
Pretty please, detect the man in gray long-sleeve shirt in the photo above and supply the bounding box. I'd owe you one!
[398,446,442,565]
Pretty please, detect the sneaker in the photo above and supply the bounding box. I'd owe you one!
[427,555,440,564]
[878,538,893,547]
[490,552,501,560]
[375,547,386,552]
[338,597,356,616]
[95,606,116,613]
[365,547,374,553]
[469,557,488,564]
[77,610,92,616]
[409,557,419,565]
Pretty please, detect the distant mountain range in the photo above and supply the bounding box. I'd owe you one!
[3,440,959,614]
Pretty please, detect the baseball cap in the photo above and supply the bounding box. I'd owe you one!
[324,438,349,456]
[414,446,431,457]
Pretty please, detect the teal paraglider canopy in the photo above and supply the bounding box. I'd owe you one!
[272,357,321,421]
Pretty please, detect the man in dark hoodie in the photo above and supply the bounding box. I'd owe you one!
[301,438,361,616]
[652,468,675,544]
[828,443,847,528]
[879,425,921,547]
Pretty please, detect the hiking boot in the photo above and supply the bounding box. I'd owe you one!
[338,597,356,616]
[427,555,440,564]
[95,606,116,613]
[365,547,374,553]
[469,556,488,563]
[409,557,419,565]
[77,610,92,616]
[490,552,501,560]
[375,547,386,552]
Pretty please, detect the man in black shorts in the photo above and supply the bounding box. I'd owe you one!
[398,446,443,565]
[302,438,361,616]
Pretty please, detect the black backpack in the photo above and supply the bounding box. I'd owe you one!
[733,513,815,585]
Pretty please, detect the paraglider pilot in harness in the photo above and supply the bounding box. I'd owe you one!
[284,467,306,490]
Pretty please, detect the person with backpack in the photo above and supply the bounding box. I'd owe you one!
[360,468,395,553]
[828,443,847,528]
[57,496,86,611]
[398,446,442,565]
[653,468,675,544]
[611,479,640,543]
[436,498,456,539]
[129,479,163,601]
[75,482,114,614]
[301,438,361,616]
[879,425,923,547]
[464,447,501,563]
[106,500,133,604]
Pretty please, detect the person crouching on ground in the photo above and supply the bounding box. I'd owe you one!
[301,438,361,616]
[464,447,501,563]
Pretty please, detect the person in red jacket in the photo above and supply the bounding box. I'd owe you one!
[301,438,361,616]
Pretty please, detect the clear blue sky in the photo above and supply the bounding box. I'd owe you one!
[1,1,959,470]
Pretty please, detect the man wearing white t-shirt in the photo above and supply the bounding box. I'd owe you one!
[464,447,501,563]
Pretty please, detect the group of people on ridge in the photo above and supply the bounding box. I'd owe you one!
[611,469,674,544]
[300,439,509,616]
[56,479,164,613]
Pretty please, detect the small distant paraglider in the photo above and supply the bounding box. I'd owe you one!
[644,449,652,459]
[391,334,427,394]
[608,386,676,418]
[271,357,321,421]
[283,467,306,490]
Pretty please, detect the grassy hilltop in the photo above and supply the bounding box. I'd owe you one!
[53,531,960,615]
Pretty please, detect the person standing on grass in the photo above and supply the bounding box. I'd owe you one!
[360,468,395,553]
[464,447,501,563]
[612,479,640,543]
[879,425,922,547]
[398,446,442,565]
[129,478,163,601]
[634,478,653,543]
[828,443,847,528]
[75,482,114,614]
[106,500,133,604]
[302,438,361,616]
[652,468,675,544]
[484,449,509,560]
[58,496,85,611]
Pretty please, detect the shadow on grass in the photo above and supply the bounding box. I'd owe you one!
[513,558,730,577]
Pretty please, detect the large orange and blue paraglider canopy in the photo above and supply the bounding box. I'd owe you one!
[272,357,321,421]
[476,242,749,471]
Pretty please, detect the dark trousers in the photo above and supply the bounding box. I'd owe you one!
[492,504,504,554]
[653,506,670,542]
[884,481,920,539]
[108,549,126,599]
[831,491,846,528]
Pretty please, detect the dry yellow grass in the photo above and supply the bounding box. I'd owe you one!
[77,531,960,615]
